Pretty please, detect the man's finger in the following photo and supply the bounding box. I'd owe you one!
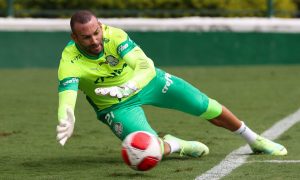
[116,91,123,98]
[95,88,110,95]
[57,132,68,141]
[56,125,68,133]
[109,90,118,97]
[59,136,68,146]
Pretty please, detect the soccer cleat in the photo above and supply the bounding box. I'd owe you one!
[163,134,209,157]
[250,136,287,156]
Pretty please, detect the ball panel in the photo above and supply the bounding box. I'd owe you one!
[130,132,151,150]
[137,156,160,171]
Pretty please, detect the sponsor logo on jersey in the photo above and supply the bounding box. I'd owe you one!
[162,73,173,93]
[105,55,119,66]
[71,54,82,63]
[117,43,129,54]
[94,63,128,84]
[61,77,79,86]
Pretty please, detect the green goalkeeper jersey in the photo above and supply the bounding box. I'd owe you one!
[58,24,156,120]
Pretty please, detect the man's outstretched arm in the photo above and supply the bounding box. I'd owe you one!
[57,77,79,146]
[57,90,77,146]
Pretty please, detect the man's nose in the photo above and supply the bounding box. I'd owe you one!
[90,36,98,44]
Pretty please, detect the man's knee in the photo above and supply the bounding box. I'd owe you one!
[200,98,222,120]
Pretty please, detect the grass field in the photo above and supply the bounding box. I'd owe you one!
[1,65,300,180]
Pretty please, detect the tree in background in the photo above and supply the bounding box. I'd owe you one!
[0,0,7,16]
[1,0,298,18]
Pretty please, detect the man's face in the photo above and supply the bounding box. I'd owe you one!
[71,16,103,56]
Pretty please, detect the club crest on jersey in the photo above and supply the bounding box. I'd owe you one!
[114,122,123,137]
[105,55,119,66]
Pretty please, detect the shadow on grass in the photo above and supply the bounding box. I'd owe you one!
[20,154,192,168]
[19,155,162,179]
[20,155,121,169]
[18,153,196,178]
[107,172,154,178]
[0,131,21,137]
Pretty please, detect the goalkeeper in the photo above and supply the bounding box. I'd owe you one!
[57,10,287,157]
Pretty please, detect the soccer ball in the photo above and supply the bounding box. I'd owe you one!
[121,131,162,171]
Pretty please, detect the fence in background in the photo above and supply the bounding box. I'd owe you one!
[0,18,300,68]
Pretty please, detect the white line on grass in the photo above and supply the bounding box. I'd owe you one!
[195,108,300,180]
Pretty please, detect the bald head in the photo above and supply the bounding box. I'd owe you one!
[70,10,98,32]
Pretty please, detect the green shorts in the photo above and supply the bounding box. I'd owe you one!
[96,68,222,140]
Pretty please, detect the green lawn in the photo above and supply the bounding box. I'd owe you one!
[1,65,300,179]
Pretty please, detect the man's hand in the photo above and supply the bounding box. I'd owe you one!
[95,81,138,98]
[56,107,75,146]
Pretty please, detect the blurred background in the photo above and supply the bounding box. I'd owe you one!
[0,0,300,67]
[1,0,300,18]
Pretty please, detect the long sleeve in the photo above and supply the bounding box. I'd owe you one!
[57,51,80,122]
[58,90,78,122]
[123,46,156,89]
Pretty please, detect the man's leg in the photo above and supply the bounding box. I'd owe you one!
[202,101,287,156]
[207,105,242,131]
[138,68,287,156]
